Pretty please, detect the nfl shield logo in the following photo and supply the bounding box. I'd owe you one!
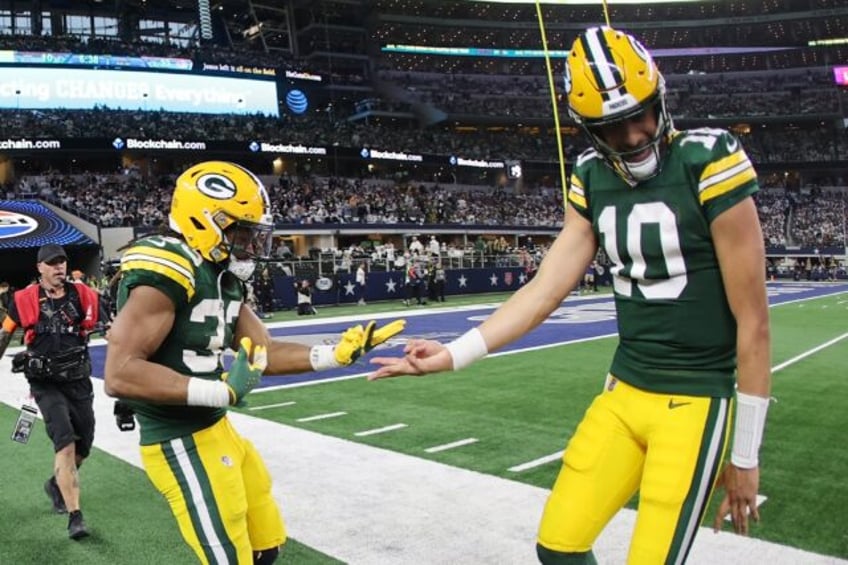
[504,272,513,286]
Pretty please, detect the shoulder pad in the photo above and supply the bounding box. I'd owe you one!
[120,236,201,302]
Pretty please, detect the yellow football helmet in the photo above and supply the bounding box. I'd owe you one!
[564,26,673,184]
[168,161,273,269]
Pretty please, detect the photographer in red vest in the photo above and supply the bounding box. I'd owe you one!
[0,244,106,540]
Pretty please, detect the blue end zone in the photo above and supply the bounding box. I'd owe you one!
[86,282,848,388]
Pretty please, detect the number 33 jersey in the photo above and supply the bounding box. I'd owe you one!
[117,235,245,444]
[567,128,759,398]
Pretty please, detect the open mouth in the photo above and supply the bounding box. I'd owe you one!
[623,147,653,163]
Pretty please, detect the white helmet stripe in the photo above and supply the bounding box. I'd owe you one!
[585,27,624,104]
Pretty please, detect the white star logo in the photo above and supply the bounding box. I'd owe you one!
[385,279,397,293]
[458,275,468,288]
[344,281,355,296]
[489,274,498,286]
[519,273,527,284]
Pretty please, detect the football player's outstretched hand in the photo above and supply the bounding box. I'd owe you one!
[222,337,267,406]
[369,338,452,380]
[334,319,406,366]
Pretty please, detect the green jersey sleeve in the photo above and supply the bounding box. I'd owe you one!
[118,236,200,308]
[678,128,759,222]
[567,148,601,220]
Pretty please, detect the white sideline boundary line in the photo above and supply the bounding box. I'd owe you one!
[772,332,848,373]
[354,423,407,437]
[296,411,347,422]
[424,437,478,453]
[508,450,564,473]
[248,401,296,411]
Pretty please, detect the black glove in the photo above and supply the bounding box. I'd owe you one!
[113,400,136,432]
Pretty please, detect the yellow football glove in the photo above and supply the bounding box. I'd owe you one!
[334,319,406,366]
[222,337,267,406]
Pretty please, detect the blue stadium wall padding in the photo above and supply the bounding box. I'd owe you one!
[271,267,547,308]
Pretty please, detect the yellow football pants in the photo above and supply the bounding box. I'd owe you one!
[538,375,731,564]
[141,417,286,564]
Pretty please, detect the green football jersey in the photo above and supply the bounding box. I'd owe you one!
[567,128,758,397]
[117,235,244,444]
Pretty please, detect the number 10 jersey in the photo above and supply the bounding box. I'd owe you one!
[567,128,759,397]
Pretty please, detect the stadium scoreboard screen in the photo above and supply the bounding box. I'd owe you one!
[0,67,280,116]
[0,50,333,118]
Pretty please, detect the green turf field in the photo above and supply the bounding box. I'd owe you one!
[0,406,341,564]
[0,289,845,562]
[239,290,848,560]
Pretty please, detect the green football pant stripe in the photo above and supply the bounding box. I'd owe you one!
[164,436,239,564]
[667,396,729,564]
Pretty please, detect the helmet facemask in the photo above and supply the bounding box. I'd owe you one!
[222,219,273,281]
[580,89,673,186]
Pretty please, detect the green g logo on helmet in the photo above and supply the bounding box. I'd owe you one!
[196,174,238,200]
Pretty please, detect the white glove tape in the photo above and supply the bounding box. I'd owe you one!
[187,378,230,408]
[310,344,342,371]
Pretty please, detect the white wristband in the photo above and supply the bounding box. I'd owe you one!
[186,378,230,408]
[310,344,342,371]
[731,392,770,469]
[445,328,488,371]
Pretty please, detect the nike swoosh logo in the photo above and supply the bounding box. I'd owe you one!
[726,137,739,153]
[668,399,692,409]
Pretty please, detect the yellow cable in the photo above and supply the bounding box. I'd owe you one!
[534,1,569,204]
[601,0,612,27]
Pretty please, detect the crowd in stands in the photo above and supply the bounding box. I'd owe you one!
[755,190,790,248]
[14,171,170,228]
[380,67,846,121]
[271,176,563,227]
[9,168,846,251]
[12,170,565,230]
[789,188,847,248]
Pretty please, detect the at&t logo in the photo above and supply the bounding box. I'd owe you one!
[0,210,38,239]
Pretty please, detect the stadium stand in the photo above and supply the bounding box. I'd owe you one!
[0,0,844,289]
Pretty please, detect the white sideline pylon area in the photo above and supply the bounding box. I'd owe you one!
[0,357,844,565]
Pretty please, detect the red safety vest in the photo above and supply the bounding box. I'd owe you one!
[14,282,100,345]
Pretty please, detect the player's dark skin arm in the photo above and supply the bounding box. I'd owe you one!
[103,285,191,403]
[233,303,316,375]
[105,285,320,403]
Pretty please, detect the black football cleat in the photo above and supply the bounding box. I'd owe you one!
[44,476,67,514]
[68,510,90,540]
